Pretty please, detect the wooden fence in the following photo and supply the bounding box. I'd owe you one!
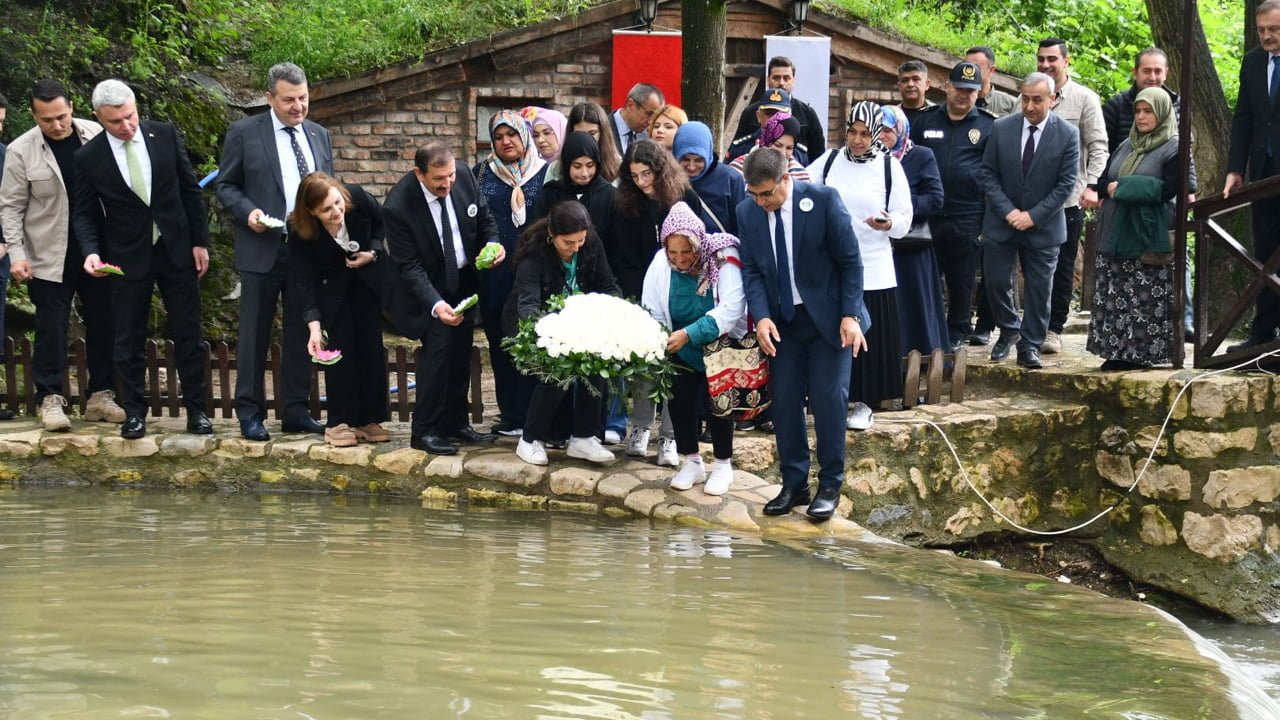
[1,338,484,423]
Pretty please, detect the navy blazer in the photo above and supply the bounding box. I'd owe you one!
[734,180,869,349]
[980,112,1080,249]
[73,121,209,277]
[215,112,333,273]
[1228,47,1280,182]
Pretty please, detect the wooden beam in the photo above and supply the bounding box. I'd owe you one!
[723,76,759,152]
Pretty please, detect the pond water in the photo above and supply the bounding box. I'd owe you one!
[0,488,1275,719]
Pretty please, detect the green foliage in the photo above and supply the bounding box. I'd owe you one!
[820,0,1243,102]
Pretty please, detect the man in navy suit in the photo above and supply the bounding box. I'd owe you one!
[980,72,1079,370]
[736,148,869,521]
[216,62,332,440]
[1224,0,1280,351]
[72,79,212,439]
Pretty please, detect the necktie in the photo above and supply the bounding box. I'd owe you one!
[437,197,459,294]
[1022,125,1038,177]
[625,130,636,148]
[125,139,160,243]
[773,209,795,323]
[1271,56,1280,107]
[284,126,311,179]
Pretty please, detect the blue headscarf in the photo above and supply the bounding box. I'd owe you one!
[673,121,715,181]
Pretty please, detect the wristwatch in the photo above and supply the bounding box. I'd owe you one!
[842,314,861,323]
[369,249,380,263]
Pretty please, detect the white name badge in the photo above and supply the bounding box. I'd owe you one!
[798,198,814,212]
[923,129,945,139]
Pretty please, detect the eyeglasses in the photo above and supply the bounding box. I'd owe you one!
[630,169,654,183]
[746,185,779,199]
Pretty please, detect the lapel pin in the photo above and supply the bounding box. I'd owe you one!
[467,203,478,218]
[798,197,814,213]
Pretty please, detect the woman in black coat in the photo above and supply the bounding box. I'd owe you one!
[532,131,616,245]
[506,201,620,467]
[288,172,389,447]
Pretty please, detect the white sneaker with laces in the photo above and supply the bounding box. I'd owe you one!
[40,394,72,432]
[604,429,622,445]
[516,438,548,466]
[669,457,705,490]
[624,427,651,457]
[567,435,615,463]
[705,461,734,495]
[657,437,679,467]
[846,402,874,431]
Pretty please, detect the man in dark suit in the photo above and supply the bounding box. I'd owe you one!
[384,142,504,455]
[215,62,331,440]
[72,79,212,438]
[980,72,1080,370]
[610,83,663,155]
[1224,0,1280,351]
[731,56,827,162]
[736,148,869,522]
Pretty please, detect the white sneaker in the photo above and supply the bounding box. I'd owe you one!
[516,438,548,466]
[657,437,679,467]
[705,461,734,495]
[625,427,651,457]
[1041,330,1063,355]
[846,402,874,431]
[669,457,705,490]
[604,429,622,445]
[40,394,72,432]
[567,435,615,463]
[83,390,126,423]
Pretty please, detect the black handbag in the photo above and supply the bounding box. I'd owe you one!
[880,154,933,251]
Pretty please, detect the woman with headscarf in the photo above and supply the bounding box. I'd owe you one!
[568,101,622,183]
[522,106,568,181]
[648,105,688,153]
[1087,87,1194,370]
[641,201,746,495]
[807,101,912,431]
[728,112,810,181]
[674,121,746,234]
[880,104,948,357]
[474,109,549,436]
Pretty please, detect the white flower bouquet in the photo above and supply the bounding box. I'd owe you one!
[504,293,675,402]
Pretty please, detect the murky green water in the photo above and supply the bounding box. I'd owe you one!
[0,488,1274,719]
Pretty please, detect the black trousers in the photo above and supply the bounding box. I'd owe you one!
[235,251,312,422]
[321,280,387,428]
[1251,157,1280,339]
[522,379,603,443]
[28,245,115,402]
[1048,205,1084,333]
[668,361,732,459]
[931,213,983,339]
[413,311,475,438]
[112,239,207,418]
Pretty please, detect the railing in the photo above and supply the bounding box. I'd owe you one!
[0,337,484,423]
[1190,174,1280,369]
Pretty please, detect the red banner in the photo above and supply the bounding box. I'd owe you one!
[611,31,682,109]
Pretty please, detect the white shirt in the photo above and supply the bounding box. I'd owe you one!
[768,191,803,306]
[420,183,467,270]
[107,133,152,203]
[272,112,316,215]
[807,149,912,291]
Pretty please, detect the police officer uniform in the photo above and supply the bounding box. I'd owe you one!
[725,88,810,166]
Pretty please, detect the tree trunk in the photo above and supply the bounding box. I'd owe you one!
[1246,0,1261,53]
[1145,0,1240,327]
[681,0,727,148]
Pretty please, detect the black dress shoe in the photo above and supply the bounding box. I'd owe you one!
[186,410,213,435]
[240,414,270,441]
[282,415,325,434]
[805,485,841,521]
[1017,347,1044,369]
[968,330,991,346]
[411,434,458,455]
[490,420,524,437]
[449,426,497,444]
[121,415,146,439]
[763,486,812,516]
[990,332,1020,362]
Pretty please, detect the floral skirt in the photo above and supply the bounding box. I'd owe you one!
[1086,253,1174,366]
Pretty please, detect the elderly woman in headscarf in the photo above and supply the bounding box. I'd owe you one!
[728,112,810,181]
[474,109,549,436]
[522,106,568,180]
[880,104,948,358]
[1087,87,1194,370]
[641,201,746,495]
[674,121,746,234]
[807,101,913,431]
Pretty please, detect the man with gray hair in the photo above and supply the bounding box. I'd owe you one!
[980,72,1079,370]
[216,62,333,441]
[72,79,212,439]
[610,82,664,154]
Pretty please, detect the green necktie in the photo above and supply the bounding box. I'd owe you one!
[125,139,160,243]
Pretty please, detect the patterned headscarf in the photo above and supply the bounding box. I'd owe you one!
[759,112,802,149]
[521,106,568,161]
[659,201,740,296]
[488,109,547,226]
[881,105,913,160]
[844,101,884,164]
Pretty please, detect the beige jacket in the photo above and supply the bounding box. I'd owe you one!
[0,118,103,282]
[1053,78,1109,208]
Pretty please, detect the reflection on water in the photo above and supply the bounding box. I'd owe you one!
[0,488,1273,719]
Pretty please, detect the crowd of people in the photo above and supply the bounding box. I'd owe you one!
[2,0,1276,520]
